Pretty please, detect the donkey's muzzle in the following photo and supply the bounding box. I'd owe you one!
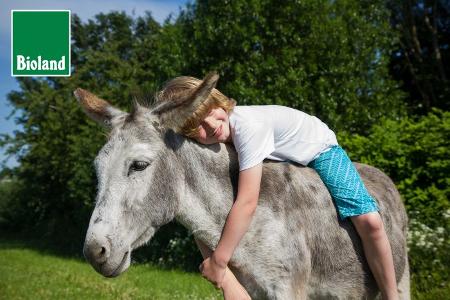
[83,235,111,266]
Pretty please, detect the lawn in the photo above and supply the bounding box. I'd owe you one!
[0,240,222,300]
[1,238,448,299]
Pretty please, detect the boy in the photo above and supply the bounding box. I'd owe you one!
[156,74,399,300]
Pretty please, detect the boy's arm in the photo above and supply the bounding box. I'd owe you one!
[212,163,263,268]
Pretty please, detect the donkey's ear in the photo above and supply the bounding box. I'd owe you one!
[187,71,219,112]
[73,88,125,128]
[152,71,219,131]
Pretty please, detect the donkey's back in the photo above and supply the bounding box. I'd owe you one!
[231,161,409,299]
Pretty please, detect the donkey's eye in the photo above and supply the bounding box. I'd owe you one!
[130,161,150,173]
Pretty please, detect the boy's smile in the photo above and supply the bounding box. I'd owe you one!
[195,107,232,145]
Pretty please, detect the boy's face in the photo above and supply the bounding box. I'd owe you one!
[194,107,232,145]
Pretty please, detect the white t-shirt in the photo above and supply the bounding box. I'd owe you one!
[229,105,338,171]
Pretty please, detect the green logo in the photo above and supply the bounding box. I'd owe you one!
[11,10,71,77]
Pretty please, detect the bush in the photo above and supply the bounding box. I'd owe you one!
[408,217,450,293]
[339,108,450,293]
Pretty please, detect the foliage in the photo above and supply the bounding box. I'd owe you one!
[132,222,203,273]
[180,0,406,132]
[388,0,450,114]
[338,109,450,292]
[339,109,449,227]
[408,217,449,294]
[0,176,19,225]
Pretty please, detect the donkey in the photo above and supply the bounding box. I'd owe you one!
[76,74,410,299]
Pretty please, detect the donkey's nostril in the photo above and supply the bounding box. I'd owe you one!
[84,237,111,265]
[96,244,110,261]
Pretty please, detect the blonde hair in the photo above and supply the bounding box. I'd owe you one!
[156,76,236,137]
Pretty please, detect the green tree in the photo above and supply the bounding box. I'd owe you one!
[178,0,406,133]
[388,0,449,114]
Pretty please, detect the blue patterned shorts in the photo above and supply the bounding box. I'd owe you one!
[307,145,379,220]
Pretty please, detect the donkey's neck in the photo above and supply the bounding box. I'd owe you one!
[174,138,239,250]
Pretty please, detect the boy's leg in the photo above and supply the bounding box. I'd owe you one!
[308,146,398,299]
[351,212,399,300]
[194,237,251,300]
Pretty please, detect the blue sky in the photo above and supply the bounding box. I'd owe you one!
[0,0,188,168]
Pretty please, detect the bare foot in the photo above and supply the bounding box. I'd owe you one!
[220,267,251,300]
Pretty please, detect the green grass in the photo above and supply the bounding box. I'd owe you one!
[411,281,450,300]
[1,239,449,299]
[0,241,222,300]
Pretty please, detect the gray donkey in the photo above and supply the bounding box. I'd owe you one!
[76,74,410,299]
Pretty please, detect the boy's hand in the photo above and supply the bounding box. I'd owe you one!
[199,256,227,288]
